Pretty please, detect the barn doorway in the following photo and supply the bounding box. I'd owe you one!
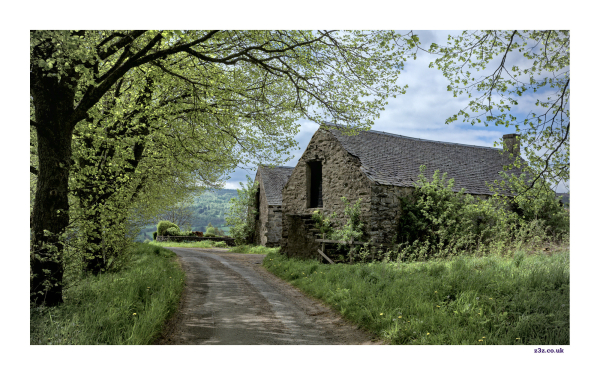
[307,161,323,208]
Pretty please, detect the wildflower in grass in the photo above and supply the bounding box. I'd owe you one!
[478,339,483,342]
[476,297,479,300]
[482,337,486,338]
[133,313,137,316]
[380,313,383,315]
[399,316,402,319]
[436,305,440,308]
[427,333,430,335]
[434,291,437,293]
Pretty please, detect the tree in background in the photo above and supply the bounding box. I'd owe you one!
[429,30,569,196]
[156,197,195,231]
[225,176,259,245]
[31,30,419,305]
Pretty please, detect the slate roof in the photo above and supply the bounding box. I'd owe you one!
[324,123,524,196]
[256,166,295,205]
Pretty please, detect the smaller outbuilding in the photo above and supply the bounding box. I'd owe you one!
[253,165,295,247]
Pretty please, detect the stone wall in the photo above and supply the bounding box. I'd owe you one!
[281,128,373,258]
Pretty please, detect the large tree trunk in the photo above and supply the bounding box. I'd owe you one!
[30,66,76,306]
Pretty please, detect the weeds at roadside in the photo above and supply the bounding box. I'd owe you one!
[147,240,225,248]
[30,243,184,345]
[229,245,279,254]
[263,250,569,345]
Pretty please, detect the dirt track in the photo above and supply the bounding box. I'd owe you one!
[155,247,382,345]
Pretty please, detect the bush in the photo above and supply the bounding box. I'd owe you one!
[165,227,180,236]
[205,223,216,237]
[157,221,180,236]
[394,165,569,261]
[225,176,259,245]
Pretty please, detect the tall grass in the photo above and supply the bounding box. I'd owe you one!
[263,251,569,345]
[147,240,227,248]
[228,245,279,254]
[30,243,184,345]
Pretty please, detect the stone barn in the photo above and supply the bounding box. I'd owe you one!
[281,123,523,259]
[253,165,295,247]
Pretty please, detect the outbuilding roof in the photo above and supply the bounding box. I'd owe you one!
[256,165,295,205]
[324,123,525,196]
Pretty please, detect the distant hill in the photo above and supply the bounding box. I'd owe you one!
[136,189,239,241]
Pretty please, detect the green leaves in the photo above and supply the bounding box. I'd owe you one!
[428,30,569,190]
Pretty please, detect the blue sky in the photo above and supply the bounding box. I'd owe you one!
[224,30,569,193]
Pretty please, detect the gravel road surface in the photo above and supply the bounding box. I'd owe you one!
[156,247,381,345]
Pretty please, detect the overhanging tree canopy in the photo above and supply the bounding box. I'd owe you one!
[30,30,419,305]
[428,30,570,194]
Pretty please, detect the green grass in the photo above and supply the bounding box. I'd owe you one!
[228,245,280,254]
[147,240,228,248]
[263,250,569,345]
[30,243,185,345]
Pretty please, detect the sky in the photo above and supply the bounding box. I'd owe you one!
[223,30,570,193]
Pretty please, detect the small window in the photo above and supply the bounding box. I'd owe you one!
[307,161,323,208]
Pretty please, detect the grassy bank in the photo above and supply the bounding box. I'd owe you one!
[263,251,569,345]
[30,243,185,345]
[228,245,279,254]
[147,240,228,248]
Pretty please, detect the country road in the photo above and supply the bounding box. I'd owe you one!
[156,247,381,345]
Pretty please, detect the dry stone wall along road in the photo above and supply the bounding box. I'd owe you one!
[157,247,382,345]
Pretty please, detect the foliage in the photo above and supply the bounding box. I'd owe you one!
[429,30,569,192]
[330,197,365,243]
[153,231,157,240]
[395,166,569,262]
[225,176,259,245]
[264,250,569,345]
[204,222,225,237]
[156,198,196,231]
[228,245,279,254]
[157,221,180,237]
[148,240,217,248]
[165,227,180,236]
[31,30,419,305]
[313,197,365,261]
[30,243,184,344]
[311,209,336,237]
[136,189,237,241]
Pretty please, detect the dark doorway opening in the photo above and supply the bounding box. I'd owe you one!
[307,161,323,208]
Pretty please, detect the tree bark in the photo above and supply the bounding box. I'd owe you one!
[30,54,77,306]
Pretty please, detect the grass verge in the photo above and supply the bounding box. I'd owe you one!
[263,250,569,345]
[147,240,227,248]
[30,243,185,345]
[228,245,279,254]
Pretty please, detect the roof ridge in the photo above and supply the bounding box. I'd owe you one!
[322,122,501,151]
